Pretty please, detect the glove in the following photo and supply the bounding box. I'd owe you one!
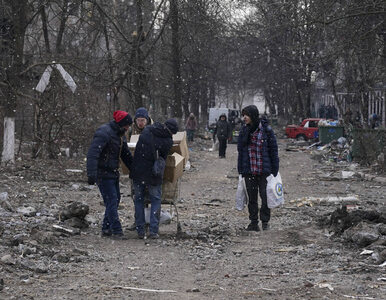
[87,176,96,185]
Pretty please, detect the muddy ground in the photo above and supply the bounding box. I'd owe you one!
[1,137,385,300]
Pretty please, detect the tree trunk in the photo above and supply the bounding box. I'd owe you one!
[1,0,28,165]
[1,117,15,165]
[169,0,183,118]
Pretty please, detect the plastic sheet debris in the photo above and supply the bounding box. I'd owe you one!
[360,249,374,255]
[144,208,172,225]
[318,282,334,291]
[185,160,191,171]
[290,195,359,206]
[65,169,83,173]
[341,171,355,179]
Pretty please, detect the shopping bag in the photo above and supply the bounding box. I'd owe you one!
[235,175,248,210]
[266,172,284,208]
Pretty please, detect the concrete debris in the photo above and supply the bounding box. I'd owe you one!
[52,224,81,235]
[1,254,16,265]
[59,202,89,221]
[17,206,37,217]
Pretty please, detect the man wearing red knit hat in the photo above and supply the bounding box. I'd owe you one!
[87,110,133,240]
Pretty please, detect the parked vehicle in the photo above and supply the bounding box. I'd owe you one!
[285,118,323,141]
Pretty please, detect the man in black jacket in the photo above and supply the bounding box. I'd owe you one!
[214,114,232,158]
[87,110,133,239]
[130,119,178,239]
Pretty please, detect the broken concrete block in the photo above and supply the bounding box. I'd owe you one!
[59,202,89,220]
[17,206,37,217]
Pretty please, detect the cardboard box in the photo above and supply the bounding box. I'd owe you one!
[122,131,189,175]
[130,135,140,143]
[121,140,137,175]
[170,131,189,167]
[163,153,184,183]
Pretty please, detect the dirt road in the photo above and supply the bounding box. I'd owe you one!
[1,138,385,299]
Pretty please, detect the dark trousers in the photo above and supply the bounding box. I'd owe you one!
[218,138,227,157]
[186,129,195,141]
[98,178,123,235]
[133,181,162,235]
[244,174,270,224]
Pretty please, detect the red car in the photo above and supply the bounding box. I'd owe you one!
[285,118,323,141]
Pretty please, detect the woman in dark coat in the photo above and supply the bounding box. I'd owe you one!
[214,114,232,158]
[237,105,279,231]
[130,119,178,239]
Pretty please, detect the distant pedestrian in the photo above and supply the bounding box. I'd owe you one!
[130,119,178,239]
[214,114,232,158]
[370,113,379,129]
[185,113,198,142]
[87,110,133,240]
[237,105,279,231]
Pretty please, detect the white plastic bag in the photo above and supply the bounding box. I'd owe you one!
[266,172,284,208]
[235,175,248,211]
[144,208,172,224]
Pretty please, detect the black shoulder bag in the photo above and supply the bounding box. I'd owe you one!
[150,132,166,177]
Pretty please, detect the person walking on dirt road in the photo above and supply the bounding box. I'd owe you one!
[130,119,178,239]
[214,114,232,158]
[185,113,198,142]
[237,105,279,231]
[87,110,133,240]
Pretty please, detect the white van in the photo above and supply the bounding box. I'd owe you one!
[208,107,240,129]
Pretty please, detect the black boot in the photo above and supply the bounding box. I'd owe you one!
[262,222,269,231]
[246,222,260,231]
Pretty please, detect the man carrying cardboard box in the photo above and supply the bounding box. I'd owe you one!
[130,119,178,239]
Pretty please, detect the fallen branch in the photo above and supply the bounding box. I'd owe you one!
[112,286,177,293]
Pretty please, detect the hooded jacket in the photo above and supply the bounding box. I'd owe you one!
[237,105,279,176]
[87,121,133,180]
[185,114,197,130]
[214,114,232,140]
[128,108,153,140]
[130,122,174,186]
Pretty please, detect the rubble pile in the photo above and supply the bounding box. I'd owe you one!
[0,186,93,285]
[319,205,386,265]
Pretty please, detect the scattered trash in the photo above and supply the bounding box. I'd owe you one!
[317,282,334,291]
[52,225,81,235]
[341,171,355,179]
[377,277,386,281]
[65,169,83,173]
[360,250,374,255]
[290,195,359,205]
[112,285,177,293]
[144,208,172,225]
[16,206,37,217]
[0,192,8,201]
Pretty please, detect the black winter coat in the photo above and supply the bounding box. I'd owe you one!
[130,122,173,186]
[237,118,279,176]
[87,121,133,180]
[215,115,232,140]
